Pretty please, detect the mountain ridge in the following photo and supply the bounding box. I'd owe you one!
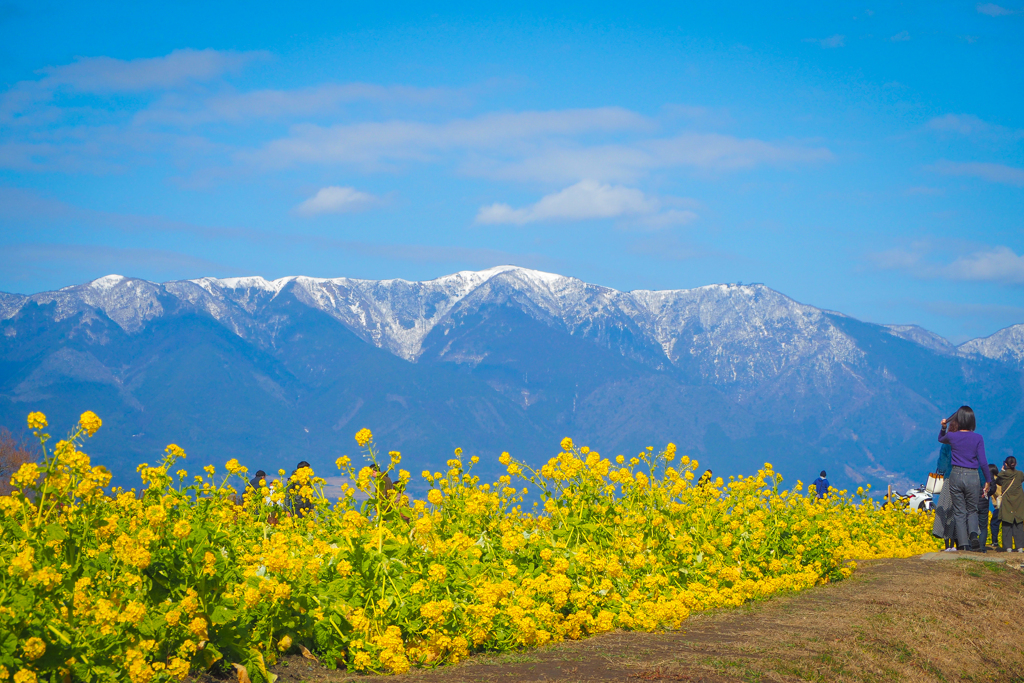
[1,267,1021,494]
[7,267,1016,364]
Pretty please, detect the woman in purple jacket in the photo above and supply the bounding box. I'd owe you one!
[939,405,993,551]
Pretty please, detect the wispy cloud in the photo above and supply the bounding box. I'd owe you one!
[247,108,652,169]
[925,114,1024,141]
[890,31,911,42]
[470,134,832,184]
[294,186,378,216]
[872,244,1024,286]
[977,3,1020,15]
[475,180,697,227]
[803,35,845,48]
[930,159,1024,186]
[137,83,467,127]
[249,110,832,184]
[1,49,266,125]
[940,247,1024,284]
[39,49,265,93]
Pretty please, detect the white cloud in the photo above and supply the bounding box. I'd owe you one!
[476,134,832,183]
[803,35,845,48]
[137,82,465,126]
[890,31,911,42]
[930,159,1024,186]
[925,114,1024,141]
[977,3,1019,15]
[40,49,265,93]
[251,109,832,183]
[294,186,377,216]
[872,244,1024,285]
[249,108,651,168]
[0,49,266,129]
[474,180,693,226]
[940,247,1024,284]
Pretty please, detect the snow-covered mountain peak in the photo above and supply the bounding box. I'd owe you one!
[36,275,165,332]
[3,268,1021,378]
[193,275,295,294]
[86,274,128,292]
[959,323,1024,369]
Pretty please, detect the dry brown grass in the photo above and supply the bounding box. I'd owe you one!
[265,557,1024,683]
[0,426,37,495]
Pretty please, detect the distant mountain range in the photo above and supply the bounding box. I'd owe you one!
[2,267,1021,494]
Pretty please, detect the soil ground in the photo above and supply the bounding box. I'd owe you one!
[267,553,1024,683]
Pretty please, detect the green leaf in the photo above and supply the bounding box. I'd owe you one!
[211,604,237,625]
[0,631,16,657]
[198,643,223,670]
[44,523,68,542]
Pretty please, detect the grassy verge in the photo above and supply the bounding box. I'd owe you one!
[257,556,1024,683]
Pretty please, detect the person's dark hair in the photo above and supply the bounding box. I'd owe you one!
[254,469,266,478]
[296,460,311,469]
[955,405,976,432]
[989,464,999,478]
[819,470,827,478]
[1005,456,1017,471]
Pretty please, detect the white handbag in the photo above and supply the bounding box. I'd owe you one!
[925,473,944,494]
[992,482,1004,509]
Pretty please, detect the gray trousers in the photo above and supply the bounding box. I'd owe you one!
[948,466,980,548]
[1002,522,1024,551]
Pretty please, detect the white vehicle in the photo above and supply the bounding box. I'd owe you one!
[897,485,934,512]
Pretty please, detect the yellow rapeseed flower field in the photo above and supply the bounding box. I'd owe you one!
[0,412,938,682]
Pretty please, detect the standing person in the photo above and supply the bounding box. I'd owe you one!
[249,469,267,492]
[938,405,992,551]
[811,471,830,498]
[994,457,1024,552]
[977,464,991,552]
[287,460,316,517]
[931,414,956,550]
[988,464,1001,546]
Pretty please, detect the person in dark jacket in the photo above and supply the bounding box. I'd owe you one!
[931,413,957,550]
[249,469,267,492]
[977,464,991,551]
[995,456,1024,552]
[988,463,1001,546]
[811,471,830,498]
[286,460,316,517]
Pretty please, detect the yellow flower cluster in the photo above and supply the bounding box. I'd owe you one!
[0,412,939,683]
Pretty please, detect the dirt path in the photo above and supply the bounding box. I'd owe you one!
[272,556,1024,683]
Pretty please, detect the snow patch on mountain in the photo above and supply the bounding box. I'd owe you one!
[0,292,27,321]
[3,267,1020,381]
[884,324,957,356]
[630,284,863,384]
[959,323,1024,368]
[11,275,167,333]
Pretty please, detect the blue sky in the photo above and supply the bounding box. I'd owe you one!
[0,1,1021,342]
